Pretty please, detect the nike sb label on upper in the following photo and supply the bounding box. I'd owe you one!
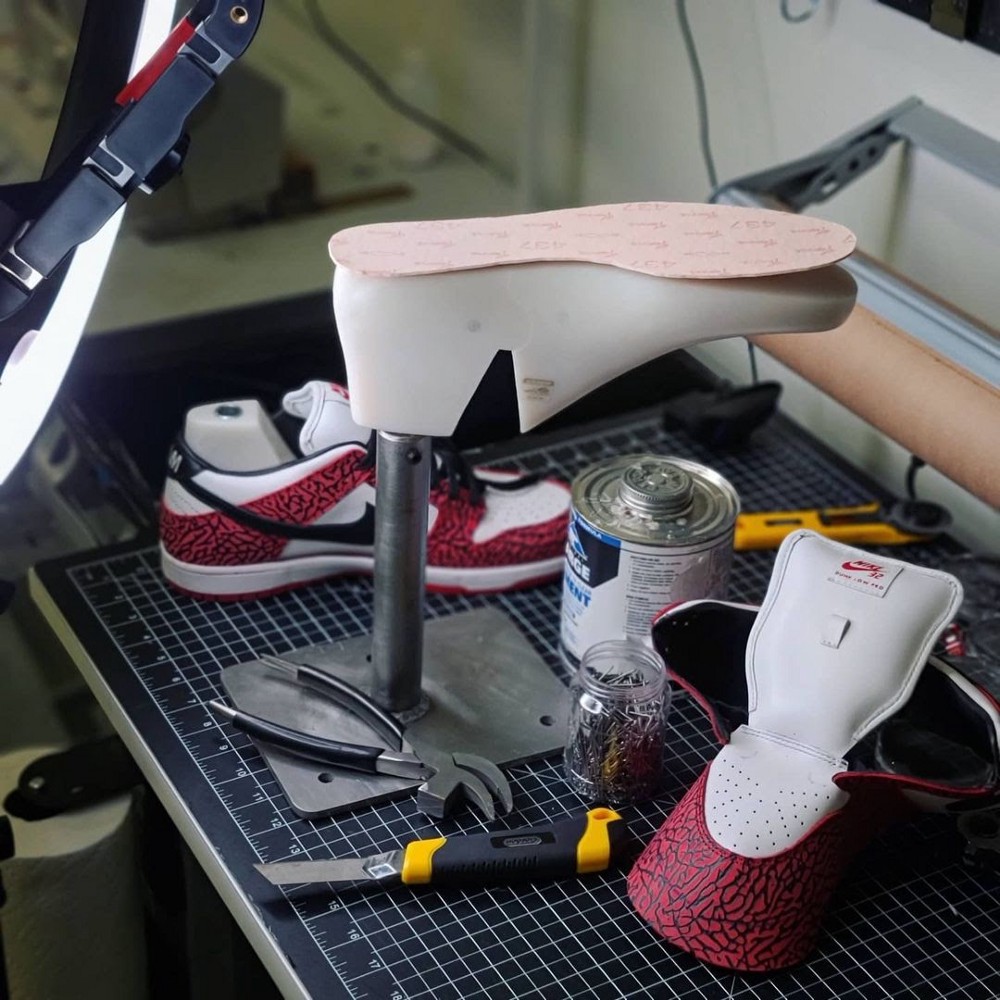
[827,558,903,598]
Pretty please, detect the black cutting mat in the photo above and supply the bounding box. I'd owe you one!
[32,408,1000,1000]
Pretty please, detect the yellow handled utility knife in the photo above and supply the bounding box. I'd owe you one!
[735,499,950,551]
[255,808,626,889]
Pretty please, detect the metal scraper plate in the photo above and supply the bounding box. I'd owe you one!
[223,606,571,818]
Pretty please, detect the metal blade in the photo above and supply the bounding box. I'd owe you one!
[452,752,514,815]
[374,750,434,781]
[417,768,496,821]
[255,849,405,887]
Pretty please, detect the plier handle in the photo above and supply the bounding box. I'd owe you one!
[209,654,430,781]
[0,0,264,324]
[208,653,514,820]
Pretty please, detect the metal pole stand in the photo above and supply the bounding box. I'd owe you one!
[369,432,431,715]
[223,431,570,817]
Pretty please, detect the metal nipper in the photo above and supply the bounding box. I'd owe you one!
[208,654,512,820]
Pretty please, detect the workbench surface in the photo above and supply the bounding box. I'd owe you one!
[29,406,999,1000]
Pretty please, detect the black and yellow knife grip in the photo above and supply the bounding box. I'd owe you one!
[399,808,626,888]
[734,504,928,551]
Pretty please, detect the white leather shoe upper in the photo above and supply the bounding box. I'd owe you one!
[705,530,962,857]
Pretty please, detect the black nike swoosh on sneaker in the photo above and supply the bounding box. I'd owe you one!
[181,477,377,545]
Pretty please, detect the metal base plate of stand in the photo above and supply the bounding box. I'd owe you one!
[222,607,570,817]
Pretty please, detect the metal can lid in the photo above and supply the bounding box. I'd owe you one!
[618,459,693,515]
[572,454,740,545]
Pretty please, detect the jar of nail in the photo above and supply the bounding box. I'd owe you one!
[563,639,670,806]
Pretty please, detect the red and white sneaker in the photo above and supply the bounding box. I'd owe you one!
[627,533,991,973]
[159,381,570,599]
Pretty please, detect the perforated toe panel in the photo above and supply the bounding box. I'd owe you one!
[705,726,848,858]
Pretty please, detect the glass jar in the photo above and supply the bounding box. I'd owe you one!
[563,639,670,806]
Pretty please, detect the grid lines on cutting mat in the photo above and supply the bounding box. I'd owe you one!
[61,410,998,1000]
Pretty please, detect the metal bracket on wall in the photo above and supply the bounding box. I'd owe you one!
[714,96,1000,211]
[714,97,1000,387]
[713,98,916,212]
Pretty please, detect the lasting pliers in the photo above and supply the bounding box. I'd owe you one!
[208,654,513,821]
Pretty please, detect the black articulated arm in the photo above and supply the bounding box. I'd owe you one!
[0,0,265,330]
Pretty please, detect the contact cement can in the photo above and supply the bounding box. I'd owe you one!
[560,454,740,665]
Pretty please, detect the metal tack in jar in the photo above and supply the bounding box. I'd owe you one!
[560,454,739,665]
[564,639,671,806]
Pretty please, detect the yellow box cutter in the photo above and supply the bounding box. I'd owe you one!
[735,499,950,551]
[255,808,626,889]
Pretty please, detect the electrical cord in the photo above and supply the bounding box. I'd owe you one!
[677,0,819,382]
[905,454,927,500]
[781,0,822,24]
[302,0,504,178]
[675,0,718,191]
[676,1,765,382]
